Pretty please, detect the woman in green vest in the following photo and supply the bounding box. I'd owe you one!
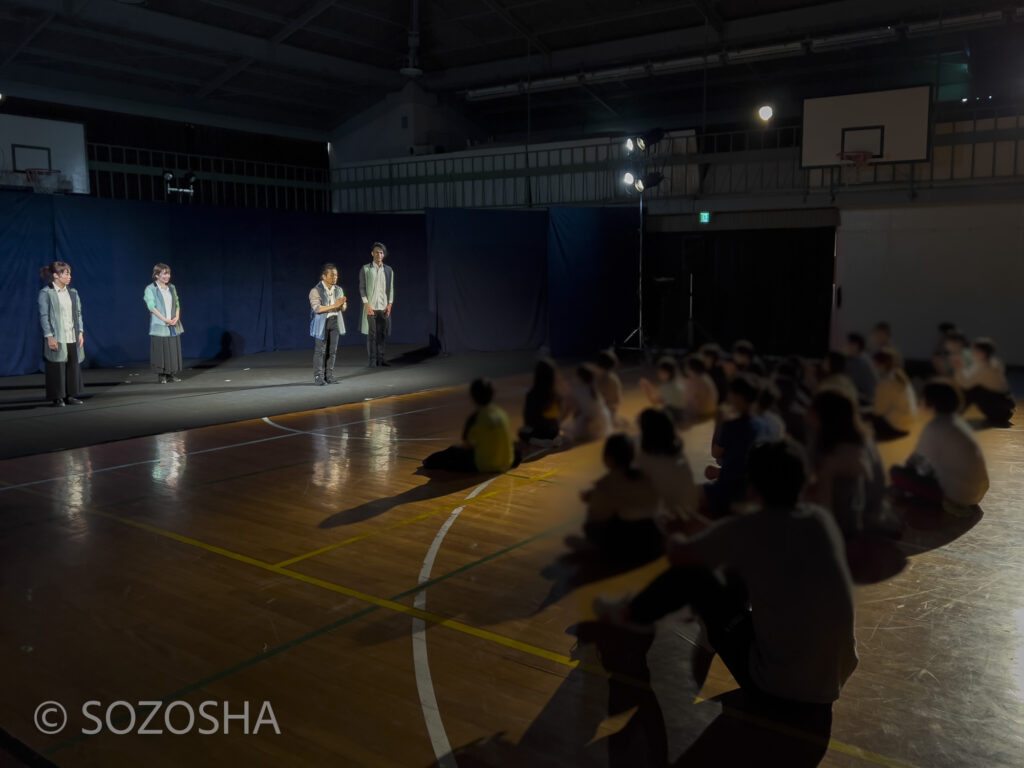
[144,263,184,383]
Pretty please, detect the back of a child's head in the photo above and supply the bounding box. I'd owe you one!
[700,343,722,363]
[638,408,681,455]
[872,321,891,336]
[872,347,895,371]
[972,337,995,360]
[945,330,967,347]
[684,356,707,375]
[532,358,556,390]
[825,351,846,375]
[603,433,635,470]
[748,439,807,507]
[470,378,495,406]
[595,349,618,371]
[757,381,780,410]
[732,339,755,359]
[729,373,759,404]
[657,356,680,379]
[922,380,962,414]
[938,321,956,334]
[810,388,864,449]
[846,332,866,352]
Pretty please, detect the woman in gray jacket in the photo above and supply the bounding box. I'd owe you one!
[38,261,85,407]
[144,263,184,383]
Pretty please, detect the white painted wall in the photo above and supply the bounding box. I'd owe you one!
[0,114,90,193]
[833,202,1024,365]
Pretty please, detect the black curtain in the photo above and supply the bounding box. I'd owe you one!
[645,227,835,356]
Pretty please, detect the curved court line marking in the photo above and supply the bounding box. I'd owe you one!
[65,506,915,768]
[262,416,442,441]
[411,475,496,767]
[0,404,448,493]
[411,475,498,767]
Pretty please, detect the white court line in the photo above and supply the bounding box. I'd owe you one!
[0,404,447,493]
[261,416,442,441]
[413,475,498,767]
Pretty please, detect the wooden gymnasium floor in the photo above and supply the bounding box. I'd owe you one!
[1,370,1023,768]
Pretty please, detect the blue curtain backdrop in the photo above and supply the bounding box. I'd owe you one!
[426,208,549,354]
[2,190,633,376]
[546,206,641,356]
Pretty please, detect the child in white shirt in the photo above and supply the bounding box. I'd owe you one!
[890,381,989,515]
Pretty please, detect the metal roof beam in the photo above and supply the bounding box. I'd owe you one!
[479,0,550,55]
[9,0,403,89]
[1,11,55,69]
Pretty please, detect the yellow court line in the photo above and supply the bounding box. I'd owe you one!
[90,506,918,768]
[274,470,560,568]
[88,508,577,668]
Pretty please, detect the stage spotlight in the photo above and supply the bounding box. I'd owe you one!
[184,172,197,186]
[625,129,665,155]
[622,171,636,186]
[758,105,774,121]
[163,171,174,182]
[634,172,664,193]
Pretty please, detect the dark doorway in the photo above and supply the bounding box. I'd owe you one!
[646,226,835,356]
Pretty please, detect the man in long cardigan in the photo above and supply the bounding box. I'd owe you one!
[38,262,85,406]
[358,242,395,368]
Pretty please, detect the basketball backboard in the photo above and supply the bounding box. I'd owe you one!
[801,85,931,168]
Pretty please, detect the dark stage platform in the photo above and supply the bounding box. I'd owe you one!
[0,346,539,459]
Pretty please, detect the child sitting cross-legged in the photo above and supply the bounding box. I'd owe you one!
[890,380,989,516]
[577,434,663,565]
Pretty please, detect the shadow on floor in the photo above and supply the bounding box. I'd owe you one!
[536,545,662,614]
[426,621,833,767]
[318,468,492,528]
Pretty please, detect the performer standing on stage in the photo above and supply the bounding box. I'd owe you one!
[38,261,85,407]
[359,242,394,368]
[145,263,184,384]
[309,262,347,385]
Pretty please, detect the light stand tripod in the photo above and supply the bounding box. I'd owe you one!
[621,192,645,350]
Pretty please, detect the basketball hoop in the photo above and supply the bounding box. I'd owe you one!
[836,151,873,171]
[24,168,61,193]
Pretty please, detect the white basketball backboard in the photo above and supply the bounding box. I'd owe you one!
[801,85,931,167]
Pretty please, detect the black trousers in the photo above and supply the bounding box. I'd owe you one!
[964,385,1015,424]
[630,566,755,689]
[313,316,341,380]
[44,344,82,401]
[366,312,388,365]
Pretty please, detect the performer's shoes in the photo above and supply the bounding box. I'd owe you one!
[314,376,326,386]
[168,375,182,383]
[325,376,338,384]
[379,361,390,367]
[158,374,168,383]
[65,397,84,405]
[51,399,65,407]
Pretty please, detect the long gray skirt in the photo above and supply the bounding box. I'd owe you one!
[150,334,183,374]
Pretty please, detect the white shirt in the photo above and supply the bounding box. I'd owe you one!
[157,283,174,320]
[321,281,339,319]
[634,450,700,522]
[686,373,718,419]
[914,414,989,506]
[956,358,1009,394]
[54,283,75,344]
[369,263,388,311]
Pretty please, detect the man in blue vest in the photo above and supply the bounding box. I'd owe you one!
[309,263,347,385]
[359,242,395,368]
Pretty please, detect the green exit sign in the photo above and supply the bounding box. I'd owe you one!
[699,211,711,224]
